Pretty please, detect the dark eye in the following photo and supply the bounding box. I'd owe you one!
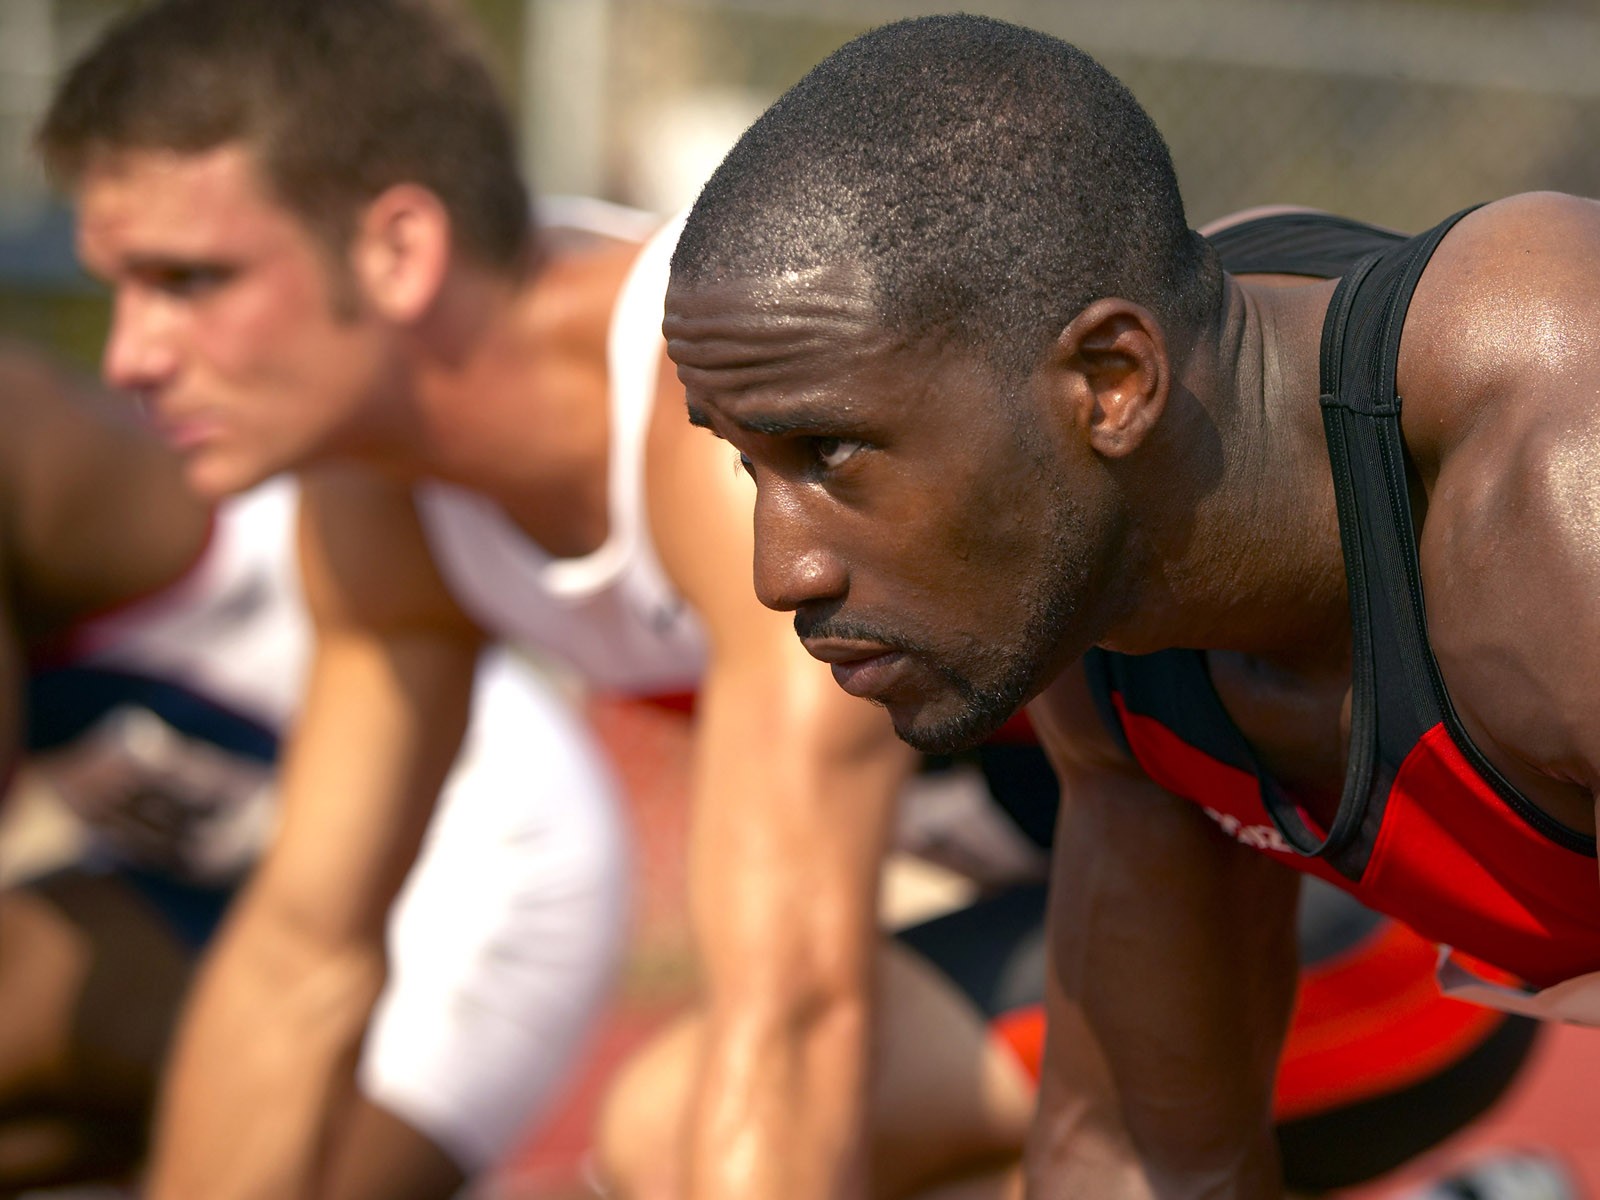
[733,450,754,479]
[151,265,231,298]
[814,438,863,470]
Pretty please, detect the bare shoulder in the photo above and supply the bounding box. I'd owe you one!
[1403,193,1600,458]
[0,343,101,474]
[0,344,210,630]
[537,236,642,365]
[1404,194,1600,546]
[297,465,477,640]
[1405,194,1600,800]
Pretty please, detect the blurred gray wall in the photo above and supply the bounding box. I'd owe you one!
[7,0,1599,367]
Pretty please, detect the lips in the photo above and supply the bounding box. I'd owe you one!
[153,411,224,451]
[801,637,907,699]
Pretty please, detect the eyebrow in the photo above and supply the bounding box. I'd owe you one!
[122,253,234,274]
[684,399,873,439]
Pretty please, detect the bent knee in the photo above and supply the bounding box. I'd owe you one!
[0,890,93,1097]
[593,1016,701,1199]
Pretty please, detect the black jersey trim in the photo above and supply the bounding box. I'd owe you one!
[1084,649,1262,778]
[1081,213,1404,764]
[1319,207,1596,860]
[1080,648,1133,759]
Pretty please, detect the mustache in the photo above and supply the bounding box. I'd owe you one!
[793,608,925,656]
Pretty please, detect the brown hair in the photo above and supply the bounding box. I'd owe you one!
[39,0,531,272]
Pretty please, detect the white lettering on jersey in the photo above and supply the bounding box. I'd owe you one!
[1202,806,1293,854]
[32,706,276,882]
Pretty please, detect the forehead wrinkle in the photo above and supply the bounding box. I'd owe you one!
[665,308,882,363]
[672,351,842,398]
[667,318,895,405]
[665,267,890,360]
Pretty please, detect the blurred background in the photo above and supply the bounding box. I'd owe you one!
[7,0,1600,367]
[4,2,1599,1196]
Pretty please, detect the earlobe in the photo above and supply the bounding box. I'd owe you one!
[351,184,452,323]
[1055,298,1169,459]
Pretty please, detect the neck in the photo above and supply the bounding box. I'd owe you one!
[1104,275,1349,670]
[390,251,616,558]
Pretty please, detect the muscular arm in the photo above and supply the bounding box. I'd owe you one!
[0,341,208,817]
[648,359,918,1200]
[1401,196,1600,816]
[147,467,481,1200]
[0,346,209,638]
[1024,667,1299,1200]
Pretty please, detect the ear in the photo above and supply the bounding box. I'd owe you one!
[349,184,452,323]
[1052,298,1169,459]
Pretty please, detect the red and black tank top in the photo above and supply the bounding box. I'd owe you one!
[1085,210,1600,988]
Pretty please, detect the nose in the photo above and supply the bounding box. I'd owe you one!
[751,480,847,613]
[101,289,179,396]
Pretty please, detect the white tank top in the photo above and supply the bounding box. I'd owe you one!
[413,214,706,695]
[30,477,309,880]
[50,475,310,729]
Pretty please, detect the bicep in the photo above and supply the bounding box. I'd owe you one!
[1422,420,1600,804]
[685,583,915,1011]
[263,626,477,944]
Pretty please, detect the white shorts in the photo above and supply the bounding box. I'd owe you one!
[357,648,630,1170]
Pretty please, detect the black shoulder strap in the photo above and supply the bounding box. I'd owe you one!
[1255,208,1477,870]
[1080,648,1134,759]
[1084,212,1405,783]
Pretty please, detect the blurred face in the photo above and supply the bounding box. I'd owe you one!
[666,266,1122,753]
[76,144,394,498]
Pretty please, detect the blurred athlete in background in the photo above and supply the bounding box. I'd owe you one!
[40,2,1022,1195]
[0,345,626,1196]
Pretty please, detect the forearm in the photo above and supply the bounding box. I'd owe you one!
[148,893,386,1200]
[680,664,908,1200]
[1024,1062,1273,1200]
[684,831,882,1200]
[1019,750,1294,1200]
[147,473,481,1200]
[1024,1141,1280,1200]
[1023,962,1283,1200]
[688,993,873,1200]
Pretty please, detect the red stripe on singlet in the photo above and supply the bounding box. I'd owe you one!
[992,1007,1047,1084]
[1115,693,1600,989]
[638,691,696,716]
[1273,921,1508,1120]
[987,921,1509,1121]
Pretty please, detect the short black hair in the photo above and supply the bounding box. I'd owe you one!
[674,14,1221,377]
[40,0,530,273]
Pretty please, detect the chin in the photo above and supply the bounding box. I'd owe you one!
[886,652,1052,754]
[184,450,274,500]
[888,698,1015,756]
